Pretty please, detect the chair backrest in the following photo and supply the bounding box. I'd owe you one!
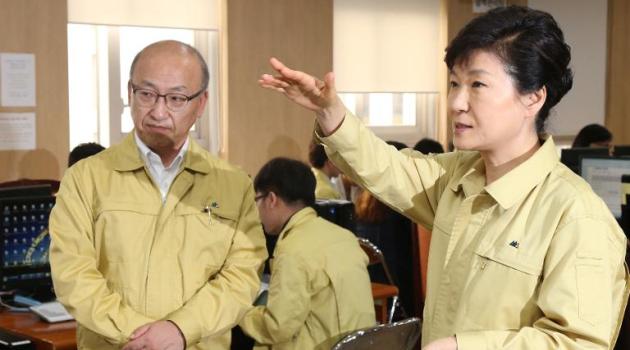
[358,238,397,286]
[357,237,382,266]
[331,317,421,350]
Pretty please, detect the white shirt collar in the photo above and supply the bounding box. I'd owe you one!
[134,132,189,201]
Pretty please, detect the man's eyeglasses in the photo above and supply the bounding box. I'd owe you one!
[131,84,205,112]
[254,193,269,202]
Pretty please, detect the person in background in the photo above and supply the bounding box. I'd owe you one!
[571,123,613,148]
[258,5,628,350]
[355,140,414,319]
[239,157,374,349]
[68,142,105,167]
[49,40,267,350]
[308,142,343,200]
[413,138,444,154]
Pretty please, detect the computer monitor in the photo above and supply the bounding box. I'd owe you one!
[313,199,356,233]
[561,147,609,175]
[622,175,630,236]
[0,189,55,300]
[0,184,52,199]
[580,156,630,220]
[613,145,630,157]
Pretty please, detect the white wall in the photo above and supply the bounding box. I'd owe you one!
[333,0,441,93]
[68,0,219,30]
[528,0,608,136]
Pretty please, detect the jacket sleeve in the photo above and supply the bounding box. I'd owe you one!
[49,167,154,344]
[239,254,311,345]
[456,217,629,350]
[166,181,268,346]
[318,111,456,229]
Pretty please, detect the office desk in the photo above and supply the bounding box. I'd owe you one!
[0,310,76,350]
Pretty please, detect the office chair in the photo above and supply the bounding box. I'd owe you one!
[331,317,421,350]
[358,237,406,323]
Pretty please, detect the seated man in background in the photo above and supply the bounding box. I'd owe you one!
[571,123,612,148]
[413,138,444,154]
[49,40,267,350]
[309,142,343,200]
[68,142,105,167]
[239,157,375,349]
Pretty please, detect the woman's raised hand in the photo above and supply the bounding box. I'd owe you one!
[259,57,346,135]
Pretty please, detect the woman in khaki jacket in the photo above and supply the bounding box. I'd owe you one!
[257,6,628,350]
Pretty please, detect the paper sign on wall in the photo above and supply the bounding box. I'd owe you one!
[473,0,506,13]
[0,53,36,107]
[0,113,36,150]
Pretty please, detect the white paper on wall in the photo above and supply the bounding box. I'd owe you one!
[0,53,36,107]
[0,112,36,150]
[473,0,506,13]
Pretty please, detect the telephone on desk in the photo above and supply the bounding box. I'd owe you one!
[7,295,73,323]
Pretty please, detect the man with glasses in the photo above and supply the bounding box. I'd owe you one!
[239,157,374,349]
[49,40,267,350]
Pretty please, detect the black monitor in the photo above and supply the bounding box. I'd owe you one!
[622,175,630,237]
[561,147,609,175]
[0,187,55,301]
[312,199,356,233]
[580,156,630,220]
[0,184,52,199]
[613,145,630,157]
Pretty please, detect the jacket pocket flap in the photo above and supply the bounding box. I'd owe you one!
[97,201,160,215]
[475,246,543,276]
[175,203,238,221]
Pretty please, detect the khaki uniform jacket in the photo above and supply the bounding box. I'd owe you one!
[311,168,342,200]
[49,134,267,349]
[319,112,629,349]
[239,207,375,349]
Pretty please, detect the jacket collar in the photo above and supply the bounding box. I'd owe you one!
[278,207,317,242]
[449,137,559,209]
[113,132,211,174]
[112,133,144,171]
[448,157,486,199]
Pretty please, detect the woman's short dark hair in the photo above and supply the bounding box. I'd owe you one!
[572,124,612,147]
[445,5,573,135]
[254,157,316,207]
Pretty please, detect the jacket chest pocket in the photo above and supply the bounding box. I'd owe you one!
[175,205,239,276]
[462,247,543,329]
[94,201,160,263]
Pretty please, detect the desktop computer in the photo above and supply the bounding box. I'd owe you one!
[622,175,630,236]
[580,156,630,225]
[0,185,55,301]
[561,147,609,175]
[614,145,630,157]
[312,199,356,233]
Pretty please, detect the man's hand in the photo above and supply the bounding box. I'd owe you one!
[259,57,346,136]
[122,320,185,350]
[422,336,458,350]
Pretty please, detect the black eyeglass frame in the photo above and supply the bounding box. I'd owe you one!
[130,83,205,111]
[254,193,269,202]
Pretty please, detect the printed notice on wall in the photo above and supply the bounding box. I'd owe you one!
[0,113,36,150]
[473,0,506,13]
[0,53,36,107]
